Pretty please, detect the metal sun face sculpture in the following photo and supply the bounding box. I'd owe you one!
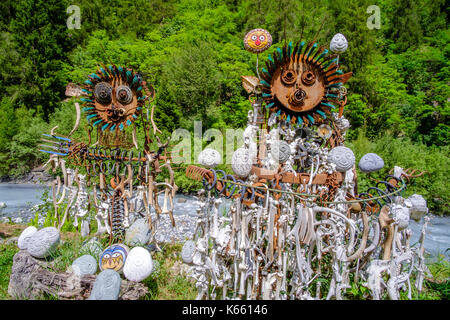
[244,28,272,53]
[260,41,352,126]
[82,65,154,131]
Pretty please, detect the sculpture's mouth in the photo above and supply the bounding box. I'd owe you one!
[106,104,126,122]
[289,89,307,106]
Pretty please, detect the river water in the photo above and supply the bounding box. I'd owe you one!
[0,183,448,260]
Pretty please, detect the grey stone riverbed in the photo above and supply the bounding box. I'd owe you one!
[0,183,448,260]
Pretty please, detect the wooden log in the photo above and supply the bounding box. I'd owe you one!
[8,250,148,300]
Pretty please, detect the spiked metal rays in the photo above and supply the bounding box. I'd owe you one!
[81,64,154,132]
[260,40,352,127]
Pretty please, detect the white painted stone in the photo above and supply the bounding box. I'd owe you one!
[231,147,253,177]
[328,146,355,172]
[198,148,222,168]
[330,33,348,53]
[123,246,153,282]
[27,227,60,258]
[181,240,196,264]
[358,153,384,173]
[17,226,38,250]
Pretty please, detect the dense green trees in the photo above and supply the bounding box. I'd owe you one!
[0,0,448,213]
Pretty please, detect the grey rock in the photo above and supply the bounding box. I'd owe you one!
[358,153,384,173]
[27,227,60,258]
[181,240,196,264]
[125,218,151,246]
[18,226,38,250]
[72,254,97,276]
[80,238,103,260]
[328,146,355,172]
[88,269,121,300]
[177,198,187,203]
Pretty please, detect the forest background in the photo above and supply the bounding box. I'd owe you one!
[0,0,448,215]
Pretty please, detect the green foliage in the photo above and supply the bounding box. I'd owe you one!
[0,243,19,299]
[0,0,448,215]
[347,130,450,216]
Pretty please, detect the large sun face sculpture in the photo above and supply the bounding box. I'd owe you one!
[81,65,154,132]
[260,41,352,126]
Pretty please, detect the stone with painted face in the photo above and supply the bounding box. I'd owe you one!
[99,243,129,272]
[198,148,222,168]
[328,146,355,172]
[244,29,272,53]
[330,33,348,53]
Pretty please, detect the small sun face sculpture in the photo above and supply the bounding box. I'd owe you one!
[81,65,154,132]
[244,29,272,53]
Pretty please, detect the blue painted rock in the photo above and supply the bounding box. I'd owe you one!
[88,269,121,300]
[80,238,103,260]
[125,218,151,247]
[123,247,153,282]
[72,254,97,276]
[17,226,38,250]
[99,243,129,272]
[27,227,60,258]
[328,146,355,172]
[358,153,384,173]
[181,240,196,264]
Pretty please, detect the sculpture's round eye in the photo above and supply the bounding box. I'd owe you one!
[301,70,316,86]
[259,35,265,41]
[94,82,112,104]
[102,254,111,260]
[112,252,121,258]
[281,69,297,85]
[251,35,257,41]
[116,85,133,105]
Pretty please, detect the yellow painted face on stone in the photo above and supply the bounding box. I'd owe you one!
[244,29,272,53]
[100,244,128,272]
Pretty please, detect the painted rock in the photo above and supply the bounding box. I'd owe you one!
[72,254,97,276]
[80,238,103,260]
[88,269,121,300]
[231,147,253,177]
[99,243,129,272]
[330,33,348,53]
[123,246,153,282]
[328,146,355,172]
[198,148,221,168]
[392,204,410,230]
[125,218,151,247]
[27,227,60,258]
[17,226,38,250]
[271,140,291,163]
[358,153,384,173]
[407,194,428,222]
[181,240,196,264]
